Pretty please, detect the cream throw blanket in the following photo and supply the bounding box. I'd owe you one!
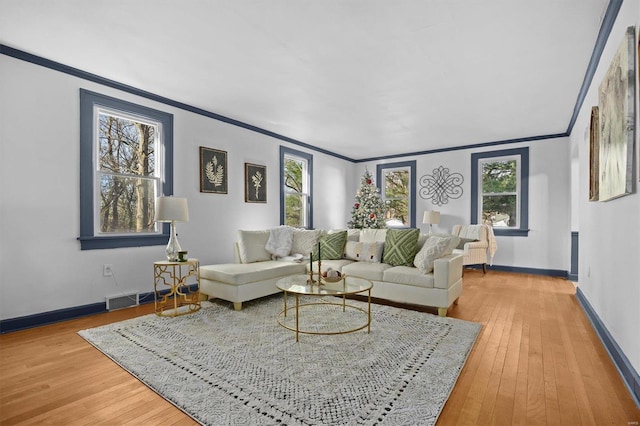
[265,226,293,259]
[486,225,497,265]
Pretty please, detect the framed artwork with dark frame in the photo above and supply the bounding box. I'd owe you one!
[245,163,267,203]
[199,147,228,194]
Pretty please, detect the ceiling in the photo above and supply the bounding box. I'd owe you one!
[1,1,610,161]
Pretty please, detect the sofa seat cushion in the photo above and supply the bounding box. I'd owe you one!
[200,261,305,285]
[383,266,435,288]
[341,262,391,281]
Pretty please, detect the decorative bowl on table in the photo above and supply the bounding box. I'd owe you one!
[322,274,345,283]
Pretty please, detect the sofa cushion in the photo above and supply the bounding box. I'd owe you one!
[359,228,387,243]
[383,266,435,288]
[313,230,348,260]
[382,228,420,266]
[341,261,391,281]
[237,230,271,263]
[414,235,455,273]
[290,229,322,257]
[200,261,305,285]
[343,241,384,263]
[347,229,360,241]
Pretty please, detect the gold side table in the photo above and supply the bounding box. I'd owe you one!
[153,259,201,317]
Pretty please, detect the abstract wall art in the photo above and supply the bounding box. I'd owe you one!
[597,26,635,201]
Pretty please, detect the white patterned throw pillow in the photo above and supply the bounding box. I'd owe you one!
[290,229,322,257]
[413,236,452,273]
[343,241,384,263]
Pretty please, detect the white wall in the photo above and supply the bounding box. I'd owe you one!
[357,137,572,272]
[569,0,640,374]
[0,55,352,320]
[0,46,577,323]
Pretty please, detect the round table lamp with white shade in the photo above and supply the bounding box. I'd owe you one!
[423,210,440,234]
[155,196,189,261]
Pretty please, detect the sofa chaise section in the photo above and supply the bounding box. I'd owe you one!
[200,260,305,311]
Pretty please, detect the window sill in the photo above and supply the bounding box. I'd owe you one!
[79,234,168,250]
[493,228,530,237]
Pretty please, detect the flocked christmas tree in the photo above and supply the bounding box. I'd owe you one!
[348,170,387,229]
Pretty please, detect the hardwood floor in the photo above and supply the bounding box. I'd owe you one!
[1,271,638,425]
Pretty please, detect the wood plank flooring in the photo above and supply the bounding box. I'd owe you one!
[1,271,638,425]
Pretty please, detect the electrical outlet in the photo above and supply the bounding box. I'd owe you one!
[103,264,113,277]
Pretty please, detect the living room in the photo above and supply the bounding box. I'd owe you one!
[1,0,639,422]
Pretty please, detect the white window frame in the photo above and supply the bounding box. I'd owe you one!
[280,147,313,228]
[478,154,521,229]
[377,161,416,228]
[93,106,164,236]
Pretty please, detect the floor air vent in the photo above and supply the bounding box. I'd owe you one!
[106,292,139,311]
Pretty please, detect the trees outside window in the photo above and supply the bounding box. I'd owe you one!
[471,148,529,236]
[98,111,159,233]
[80,90,173,250]
[377,161,416,228]
[280,147,312,228]
[480,158,518,227]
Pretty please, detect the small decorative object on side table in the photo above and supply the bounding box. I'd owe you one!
[153,259,201,317]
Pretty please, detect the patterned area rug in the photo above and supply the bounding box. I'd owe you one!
[79,295,481,425]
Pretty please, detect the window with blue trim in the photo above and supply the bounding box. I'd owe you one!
[280,147,313,228]
[377,161,416,228]
[471,147,529,236]
[79,89,173,249]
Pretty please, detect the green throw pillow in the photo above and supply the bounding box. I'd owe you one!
[312,231,348,260]
[382,228,420,266]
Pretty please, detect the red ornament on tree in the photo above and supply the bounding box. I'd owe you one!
[354,202,360,208]
[366,179,372,185]
[370,213,376,219]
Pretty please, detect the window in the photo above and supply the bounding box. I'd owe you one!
[79,90,173,249]
[471,147,529,236]
[280,147,313,228]
[377,161,416,228]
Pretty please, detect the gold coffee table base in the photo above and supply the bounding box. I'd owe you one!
[277,298,371,341]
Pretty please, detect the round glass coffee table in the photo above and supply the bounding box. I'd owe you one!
[275,275,373,342]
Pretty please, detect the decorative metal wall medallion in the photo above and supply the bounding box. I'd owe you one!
[419,165,464,206]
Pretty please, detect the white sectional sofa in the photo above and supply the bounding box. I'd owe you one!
[200,227,464,316]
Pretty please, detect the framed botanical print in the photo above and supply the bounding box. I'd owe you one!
[245,163,266,203]
[199,147,227,194]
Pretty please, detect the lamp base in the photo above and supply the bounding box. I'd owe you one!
[166,222,182,262]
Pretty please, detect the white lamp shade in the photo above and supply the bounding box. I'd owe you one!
[422,211,440,225]
[155,196,189,222]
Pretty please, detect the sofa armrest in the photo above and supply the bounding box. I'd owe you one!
[433,254,463,289]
